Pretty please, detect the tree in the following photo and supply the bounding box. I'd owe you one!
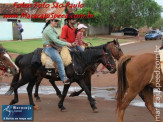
[152,18,163,29]
[74,7,102,26]
[33,0,56,3]
[84,0,162,33]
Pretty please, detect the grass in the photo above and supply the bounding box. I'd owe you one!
[0,39,42,54]
[84,37,127,46]
[0,37,127,54]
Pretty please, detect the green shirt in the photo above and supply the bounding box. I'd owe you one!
[42,25,69,46]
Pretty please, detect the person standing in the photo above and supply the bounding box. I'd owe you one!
[17,20,23,41]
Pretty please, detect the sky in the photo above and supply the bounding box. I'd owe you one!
[0,0,162,16]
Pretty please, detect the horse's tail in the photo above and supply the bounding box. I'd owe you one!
[116,55,133,111]
[5,55,23,95]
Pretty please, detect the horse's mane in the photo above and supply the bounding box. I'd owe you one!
[86,44,105,50]
[71,49,103,64]
[86,41,112,50]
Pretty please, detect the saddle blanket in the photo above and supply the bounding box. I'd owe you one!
[41,46,72,68]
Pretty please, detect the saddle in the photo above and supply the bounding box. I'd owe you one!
[41,46,72,69]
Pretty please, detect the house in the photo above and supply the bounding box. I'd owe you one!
[0,3,36,22]
[0,3,66,41]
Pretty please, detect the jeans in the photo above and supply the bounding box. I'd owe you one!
[43,47,66,82]
[69,47,76,51]
[19,30,22,40]
[76,46,84,52]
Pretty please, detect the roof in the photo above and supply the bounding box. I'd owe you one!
[0,3,65,15]
[35,7,65,15]
[0,3,35,15]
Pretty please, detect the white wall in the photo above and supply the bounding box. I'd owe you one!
[0,22,13,41]
[89,25,109,35]
[22,22,45,39]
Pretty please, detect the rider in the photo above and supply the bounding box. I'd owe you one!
[75,24,88,52]
[60,13,76,51]
[42,17,75,84]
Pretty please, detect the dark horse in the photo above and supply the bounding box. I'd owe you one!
[33,39,124,102]
[0,45,19,76]
[6,42,116,112]
[68,39,123,97]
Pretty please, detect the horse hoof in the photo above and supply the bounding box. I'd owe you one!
[61,109,67,112]
[36,99,41,102]
[93,109,98,113]
[69,93,74,97]
[34,105,40,110]
[60,106,66,112]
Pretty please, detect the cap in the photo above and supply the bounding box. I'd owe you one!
[78,24,88,30]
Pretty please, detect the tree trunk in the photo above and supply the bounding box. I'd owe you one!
[108,24,113,35]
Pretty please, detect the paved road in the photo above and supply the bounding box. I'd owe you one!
[121,40,162,54]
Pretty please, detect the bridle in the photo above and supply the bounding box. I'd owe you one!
[0,50,10,76]
[98,50,115,72]
[72,49,115,75]
[0,61,6,76]
[109,43,121,60]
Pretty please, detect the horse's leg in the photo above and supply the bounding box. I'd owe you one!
[69,88,84,97]
[78,79,97,112]
[9,90,18,105]
[49,79,61,98]
[117,89,139,122]
[9,79,28,105]
[70,71,92,98]
[27,79,39,110]
[34,77,43,102]
[139,86,162,122]
[58,82,71,111]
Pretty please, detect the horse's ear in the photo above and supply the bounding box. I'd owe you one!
[114,38,119,45]
[113,39,117,45]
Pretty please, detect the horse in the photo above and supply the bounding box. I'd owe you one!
[0,45,19,76]
[67,39,124,97]
[116,52,163,122]
[6,43,116,112]
[33,39,123,102]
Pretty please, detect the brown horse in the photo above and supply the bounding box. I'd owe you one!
[0,45,19,76]
[116,51,163,122]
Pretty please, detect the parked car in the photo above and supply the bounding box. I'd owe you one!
[145,30,162,40]
[120,27,138,36]
[160,30,163,36]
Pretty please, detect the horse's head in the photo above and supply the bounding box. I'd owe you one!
[106,39,124,60]
[0,46,19,75]
[101,46,116,74]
